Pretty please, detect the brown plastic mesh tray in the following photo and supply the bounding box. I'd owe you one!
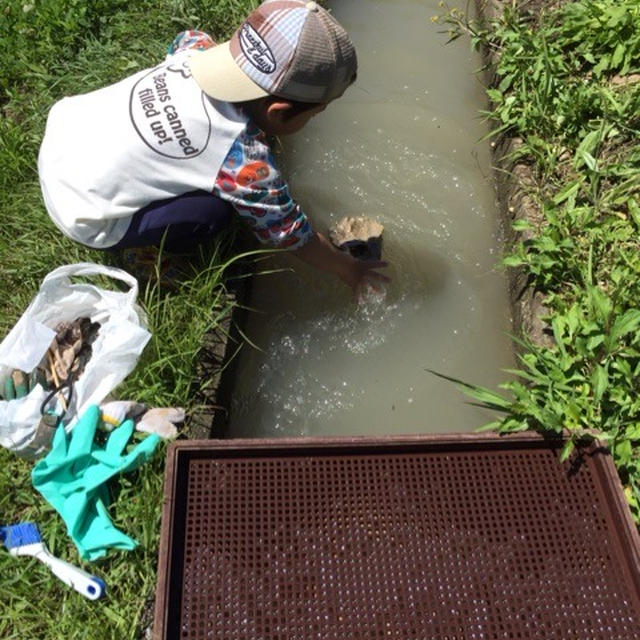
[154,434,640,639]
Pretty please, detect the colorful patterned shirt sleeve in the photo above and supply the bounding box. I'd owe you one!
[168,30,216,55]
[167,31,313,250]
[213,125,313,250]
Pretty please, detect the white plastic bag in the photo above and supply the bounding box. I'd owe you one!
[0,263,151,457]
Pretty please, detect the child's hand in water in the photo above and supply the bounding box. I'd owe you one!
[291,231,389,302]
[356,275,388,305]
[349,260,390,305]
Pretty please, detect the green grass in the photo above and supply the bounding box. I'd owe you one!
[5,0,637,634]
[439,1,640,519]
[0,1,258,637]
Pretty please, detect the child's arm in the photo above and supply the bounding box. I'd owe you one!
[167,30,216,56]
[292,231,389,300]
[214,130,313,251]
[215,130,389,299]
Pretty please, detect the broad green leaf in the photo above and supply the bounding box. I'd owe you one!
[624,486,639,512]
[512,219,533,231]
[576,149,597,172]
[621,55,631,76]
[552,178,583,205]
[615,439,633,467]
[610,309,640,345]
[624,424,640,441]
[475,420,503,433]
[628,199,640,229]
[593,54,611,76]
[591,364,608,404]
[611,42,625,68]
[551,316,568,358]
[588,286,612,323]
[566,304,581,336]
[498,73,515,92]
[503,419,531,433]
[502,255,525,267]
[486,88,503,103]
[560,439,574,462]
[576,129,601,159]
[606,6,627,28]
[612,358,632,381]
[565,401,583,426]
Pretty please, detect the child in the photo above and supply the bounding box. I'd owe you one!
[38,0,388,298]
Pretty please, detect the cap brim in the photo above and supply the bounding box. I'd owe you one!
[189,41,268,102]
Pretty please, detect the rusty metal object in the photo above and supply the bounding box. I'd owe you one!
[154,434,640,639]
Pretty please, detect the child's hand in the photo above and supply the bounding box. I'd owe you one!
[291,231,390,302]
[346,259,390,304]
[354,270,389,305]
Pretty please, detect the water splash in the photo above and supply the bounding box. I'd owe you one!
[231,291,406,435]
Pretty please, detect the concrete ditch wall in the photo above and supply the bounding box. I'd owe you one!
[476,0,554,349]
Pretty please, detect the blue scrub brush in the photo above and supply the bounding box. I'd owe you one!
[0,522,106,600]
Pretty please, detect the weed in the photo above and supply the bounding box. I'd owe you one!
[0,1,258,637]
[438,0,640,522]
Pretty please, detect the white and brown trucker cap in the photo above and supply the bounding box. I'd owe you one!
[189,0,357,104]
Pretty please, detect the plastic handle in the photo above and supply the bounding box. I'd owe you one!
[40,262,140,307]
[36,547,106,600]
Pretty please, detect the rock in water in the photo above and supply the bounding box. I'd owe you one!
[328,216,384,260]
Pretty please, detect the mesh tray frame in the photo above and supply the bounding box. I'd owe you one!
[154,434,640,639]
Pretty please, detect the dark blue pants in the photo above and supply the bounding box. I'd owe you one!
[111,190,233,252]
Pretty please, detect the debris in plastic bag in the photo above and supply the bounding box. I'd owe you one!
[0,317,100,400]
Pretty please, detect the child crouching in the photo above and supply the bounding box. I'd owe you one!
[38,0,388,297]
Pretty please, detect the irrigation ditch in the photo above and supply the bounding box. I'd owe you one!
[188,0,547,439]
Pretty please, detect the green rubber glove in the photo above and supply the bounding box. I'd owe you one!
[32,404,159,561]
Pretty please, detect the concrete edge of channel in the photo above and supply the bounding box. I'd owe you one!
[477,0,553,351]
[185,252,254,440]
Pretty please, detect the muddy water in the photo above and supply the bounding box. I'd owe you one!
[227,0,513,437]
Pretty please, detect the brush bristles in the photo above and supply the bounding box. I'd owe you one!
[0,522,42,549]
